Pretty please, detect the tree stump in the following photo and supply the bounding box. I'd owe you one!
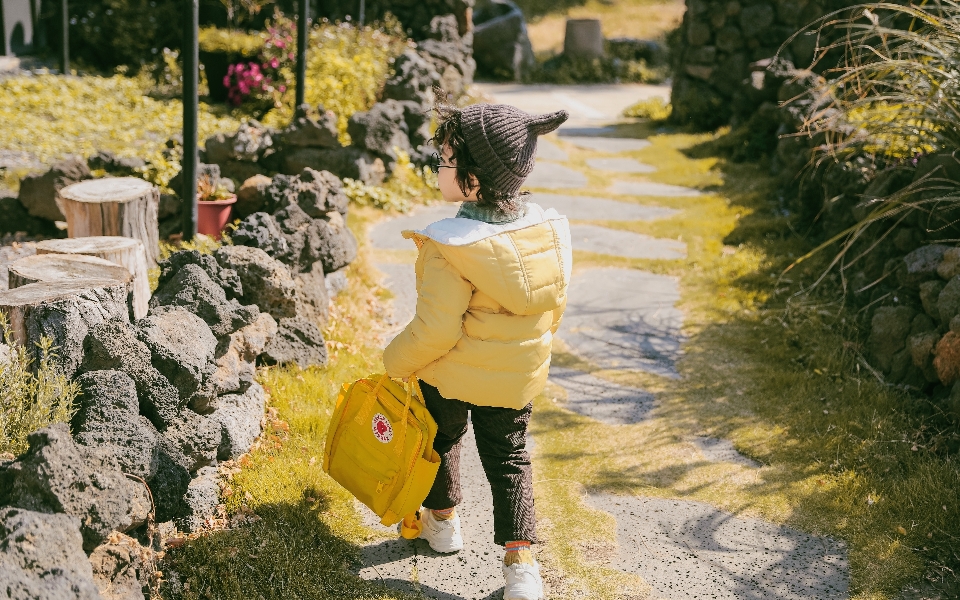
[7,253,136,317]
[0,279,130,377]
[34,236,150,320]
[564,19,604,60]
[57,177,161,267]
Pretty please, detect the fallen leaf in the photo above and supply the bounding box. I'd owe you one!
[897,526,907,535]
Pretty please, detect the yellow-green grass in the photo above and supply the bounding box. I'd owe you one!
[527,129,960,597]
[157,206,421,600]
[518,0,685,57]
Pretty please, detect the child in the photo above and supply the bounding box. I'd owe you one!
[383,103,571,600]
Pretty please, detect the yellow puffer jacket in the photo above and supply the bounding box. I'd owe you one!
[383,203,572,410]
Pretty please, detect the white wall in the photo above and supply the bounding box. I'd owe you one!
[2,0,37,56]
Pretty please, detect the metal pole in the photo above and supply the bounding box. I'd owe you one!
[60,0,68,73]
[359,0,365,26]
[182,0,199,240]
[295,0,308,107]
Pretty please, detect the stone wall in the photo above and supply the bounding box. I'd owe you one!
[670,0,845,129]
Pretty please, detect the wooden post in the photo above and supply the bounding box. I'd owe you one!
[295,0,309,107]
[61,0,69,73]
[34,236,151,320]
[56,177,160,267]
[182,0,200,240]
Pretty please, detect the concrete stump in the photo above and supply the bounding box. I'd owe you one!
[34,236,150,320]
[564,19,604,60]
[57,177,160,267]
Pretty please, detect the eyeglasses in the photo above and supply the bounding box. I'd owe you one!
[428,152,457,174]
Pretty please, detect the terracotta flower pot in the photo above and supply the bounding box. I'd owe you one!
[197,194,237,239]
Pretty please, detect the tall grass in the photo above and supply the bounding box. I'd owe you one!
[784,0,960,282]
[0,315,79,457]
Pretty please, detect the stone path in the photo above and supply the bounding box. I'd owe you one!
[587,157,657,174]
[611,180,703,197]
[587,495,849,600]
[364,84,849,599]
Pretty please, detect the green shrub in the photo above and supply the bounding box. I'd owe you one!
[61,0,184,69]
[0,316,79,457]
[525,54,665,85]
[199,26,264,57]
[623,97,671,120]
[0,74,242,187]
[343,151,439,211]
[261,18,408,136]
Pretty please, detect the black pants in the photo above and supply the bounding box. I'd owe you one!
[420,381,538,545]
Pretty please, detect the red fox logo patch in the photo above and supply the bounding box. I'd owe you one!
[372,413,393,443]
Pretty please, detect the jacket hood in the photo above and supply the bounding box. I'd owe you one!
[403,203,572,316]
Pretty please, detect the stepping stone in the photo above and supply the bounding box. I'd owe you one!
[689,437,761,468]
[570,224,686,259]
[531,193,677,222]
[537,139,568,161]
[549,367,655,424]
[558,126,618,137]
[586,157,657,174]
[358,424,508,599]
[557,267,683,376]
[610,180,703,197]
[370,204,459,250]
[525,161,587,189]
[587,494,849,600]
[376,263,416,347]
[559,136,652,153]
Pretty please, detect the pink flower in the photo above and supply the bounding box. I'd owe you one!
[223,74,231,87]
[275,40,285,49]
[270,58,280,69]
[278,85,286,92]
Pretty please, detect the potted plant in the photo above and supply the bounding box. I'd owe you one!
[196,176,237,238]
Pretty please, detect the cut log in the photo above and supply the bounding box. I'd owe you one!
[7,253,135,318]
[34,236,150,320]
[8,254,133,289]
[57,177,160,267]
[0,279,130,376]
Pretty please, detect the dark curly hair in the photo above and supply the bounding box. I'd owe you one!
[431,103,526,215]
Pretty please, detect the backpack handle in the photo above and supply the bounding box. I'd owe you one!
[352,374,421,456]
[392,377,420,456]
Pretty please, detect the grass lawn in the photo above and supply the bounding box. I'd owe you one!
[515,0,685,56]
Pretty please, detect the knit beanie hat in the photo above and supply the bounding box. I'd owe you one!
[460,104,569,198]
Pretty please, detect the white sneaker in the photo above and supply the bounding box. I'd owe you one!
[418,509,463,553]
[502,561,544,600]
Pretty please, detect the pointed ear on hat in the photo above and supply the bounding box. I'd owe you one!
[528,110,569,135]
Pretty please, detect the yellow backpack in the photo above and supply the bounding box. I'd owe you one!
[323,374,440,537]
